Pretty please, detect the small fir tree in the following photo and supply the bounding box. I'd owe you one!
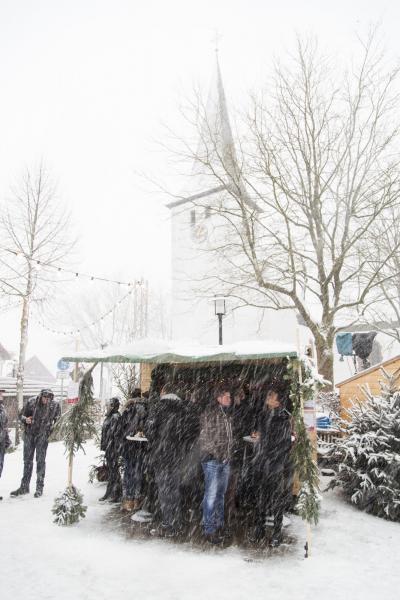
[52,486,87,526]
[52,365,97,525]
[328,367,400,522]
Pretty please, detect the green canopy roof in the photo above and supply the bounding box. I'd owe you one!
[62,338,298,365]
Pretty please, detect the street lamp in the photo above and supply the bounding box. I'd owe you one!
[214,296,226,345]
[99,342,108,401]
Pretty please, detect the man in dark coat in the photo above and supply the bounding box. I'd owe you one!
[118,388,148,511]
[11,389,61,498]
[226,386,252,528]
[199,384,233,544]
[145,383,187,536]
[251,387,293,547]
[99,397,122,502]
[0,389,11,500]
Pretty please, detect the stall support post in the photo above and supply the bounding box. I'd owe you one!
[218,313,223,345]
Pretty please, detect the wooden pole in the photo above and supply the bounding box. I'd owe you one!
[296,327,313,558]
[67,335,80,490]
[67,450,74,489]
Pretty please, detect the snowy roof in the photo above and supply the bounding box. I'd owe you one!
[61,338,298,365]
[336,353,400,387]
[0,377,67,399]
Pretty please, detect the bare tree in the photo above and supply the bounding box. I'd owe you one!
[356,208,400,343]
[51,278,169,400]
[0,164,75,440]
[170,33,400,385]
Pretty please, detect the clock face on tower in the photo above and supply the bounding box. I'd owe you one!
[192,222,208,243]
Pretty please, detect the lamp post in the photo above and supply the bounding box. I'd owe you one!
[214,297,226,345]
[99,342,108,401]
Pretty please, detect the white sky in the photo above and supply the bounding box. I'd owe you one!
[0,0,399,372]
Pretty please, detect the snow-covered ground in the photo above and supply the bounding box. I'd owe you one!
[0,441,398,600]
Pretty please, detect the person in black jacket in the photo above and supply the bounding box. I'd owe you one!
[145,383,187,536]
[99,397,122,502]
[0,390,11,500]
[11,389,61,498]
[226,385,252,530]
[251,387,293,547]
[118,389,148,512]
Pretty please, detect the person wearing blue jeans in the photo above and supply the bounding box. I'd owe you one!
[200,385,233,544]
[201,460,230,536]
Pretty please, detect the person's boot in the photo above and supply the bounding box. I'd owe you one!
[204,531,224,545]
[109,494,121,503]
[133,497,142,511]
[270,529,283,548]
[34,490,43,498]
[10,486,29,497]
[99,492,110,502]
[249,525,266,544]
[121,499,135,512]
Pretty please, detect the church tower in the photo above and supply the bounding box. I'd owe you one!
[168,56,299,346]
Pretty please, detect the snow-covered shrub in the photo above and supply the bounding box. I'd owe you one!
[52,486,87,526]
[317,391,340,422]
[328,367,400,522]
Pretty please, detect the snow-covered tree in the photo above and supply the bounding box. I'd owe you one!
[328,367,400,522]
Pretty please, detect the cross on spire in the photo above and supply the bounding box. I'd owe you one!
[212,30,222,54]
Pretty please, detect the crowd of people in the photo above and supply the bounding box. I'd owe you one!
[99,372,296,547]
[0,363,296,548]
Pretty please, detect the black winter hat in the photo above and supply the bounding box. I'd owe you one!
[109,397,120,410]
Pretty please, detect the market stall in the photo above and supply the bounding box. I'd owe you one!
[61,338,322,548]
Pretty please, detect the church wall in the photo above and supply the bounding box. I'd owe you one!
[170,200,300,347]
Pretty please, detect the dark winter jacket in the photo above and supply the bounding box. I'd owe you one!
[231,400,253,468]
[118,397,148,460]
[145,393,188,470]
[100,408,121,454]
[253,408,292,477]
[179,400,202,485]
[19,396,61,440]
[199,403,233,463]
[0,403,11,449]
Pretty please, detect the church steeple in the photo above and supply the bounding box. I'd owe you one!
[168,54,255,210]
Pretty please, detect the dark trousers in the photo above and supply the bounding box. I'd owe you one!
[225,465,240,527]
[21,434,48,492]
[0,446,5,479]
[104,451,122,500]
[255,472,286,538]
[154,466,182,530]
[123,454,145,500]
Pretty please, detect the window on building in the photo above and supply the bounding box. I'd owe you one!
[190,209,196,227]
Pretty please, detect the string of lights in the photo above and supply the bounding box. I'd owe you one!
[0,246,140,287]
[32,286,135,337]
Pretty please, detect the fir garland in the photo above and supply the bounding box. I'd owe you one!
[286,358,323,525]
